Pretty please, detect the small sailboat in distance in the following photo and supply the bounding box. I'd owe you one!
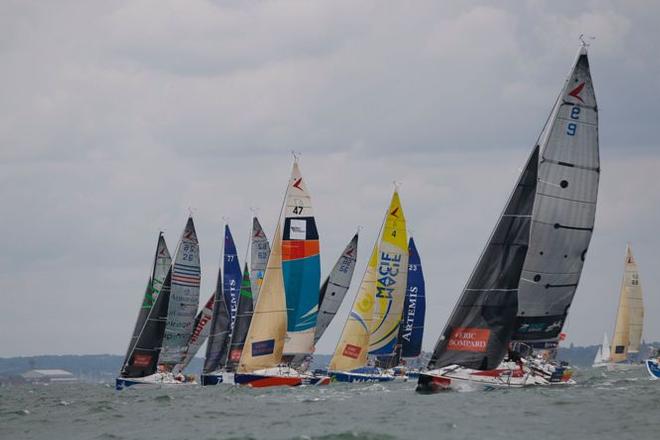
[592,332,611,368]
[596,244,644,370]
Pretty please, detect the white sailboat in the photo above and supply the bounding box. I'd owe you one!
[592,332,611,368]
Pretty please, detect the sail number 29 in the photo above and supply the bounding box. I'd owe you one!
[567,106,580,136]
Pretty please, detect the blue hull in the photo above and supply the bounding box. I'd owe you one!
[646,360,660,379]
[329,371,394,383]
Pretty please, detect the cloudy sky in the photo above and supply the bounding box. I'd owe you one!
[1,0,659,358]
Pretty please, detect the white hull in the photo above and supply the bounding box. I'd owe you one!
[115,373,197,390]
[416,363,546,393]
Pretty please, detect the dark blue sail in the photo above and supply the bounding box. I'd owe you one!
[400,237,426,358]
[223,225,242,329]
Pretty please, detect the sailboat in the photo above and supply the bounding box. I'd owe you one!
[594,244,644,369]
[327,190,408,383]
[417,44,598,393]
[200,224,247,385]
[234,160,329,387]
[157,217,202,381]
[390,237,426,380]
[592,332,611,368]
[116,233,172,390]
[290,233,360,368]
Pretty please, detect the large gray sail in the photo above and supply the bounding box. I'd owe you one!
[121,270,172,378]
[249,216,270,305]
[159,217,201,367]
[428,146,539,371]
[123,233,171,365]
[512,47,599,349]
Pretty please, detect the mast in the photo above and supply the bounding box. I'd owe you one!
[512,45,600,351]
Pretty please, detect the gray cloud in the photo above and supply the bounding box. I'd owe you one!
[1,0,659,357]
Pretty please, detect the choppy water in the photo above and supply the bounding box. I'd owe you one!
[1,368,659,440]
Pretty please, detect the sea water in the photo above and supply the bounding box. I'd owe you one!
[1,368,658,440]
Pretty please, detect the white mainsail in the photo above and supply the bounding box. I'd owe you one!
[159,217,202,367]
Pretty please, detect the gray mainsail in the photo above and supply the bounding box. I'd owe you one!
[314,233,359,344]
[250,216,270,305]
[159,217,202,367]
[203,260,232,374]
[512,46,599,350]
[428,146,538,371]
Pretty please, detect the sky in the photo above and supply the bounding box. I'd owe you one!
[1,0,659,358]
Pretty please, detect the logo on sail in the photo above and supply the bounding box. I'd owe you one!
[251,339,275,356]
[292,177,303,190]
[132,353,152,368]
[446,327,490,352]
[342,344,362,359]
[568,82,585,103]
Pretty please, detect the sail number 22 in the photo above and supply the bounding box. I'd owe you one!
[567,106,580,136]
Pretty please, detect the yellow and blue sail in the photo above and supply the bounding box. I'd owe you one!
[369,191,408,356]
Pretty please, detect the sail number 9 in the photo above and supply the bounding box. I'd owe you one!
[567,106,580,136]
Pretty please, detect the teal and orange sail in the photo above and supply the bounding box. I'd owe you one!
[282,161,321,355]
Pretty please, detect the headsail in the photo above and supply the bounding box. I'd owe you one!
[238,222,287,372]
[282,162,321,355]
[369,191,408,359]
[250,216,271,305]
[329,244,378,371]
[314,233,359,344]
[203,251,232,374]
[223,225,243,329]
[400,237,426,358]
[512,47,600,350]
[159,217,202,367]
[224,264,255,372]
[123,233,171,366]
[610,245,644,362]
[174,294,214,373]
[428,146,538,371]
[121,270,172,378]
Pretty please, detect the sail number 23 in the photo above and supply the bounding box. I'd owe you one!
[566,106,580,136]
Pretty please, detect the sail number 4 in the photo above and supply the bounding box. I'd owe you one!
[567,106,580,136]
